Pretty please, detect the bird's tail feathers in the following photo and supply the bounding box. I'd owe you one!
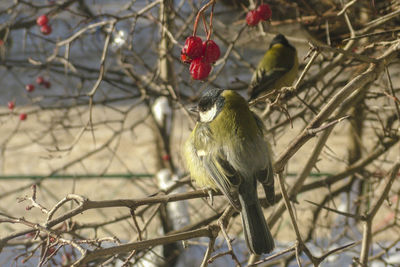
[239,195,274,255]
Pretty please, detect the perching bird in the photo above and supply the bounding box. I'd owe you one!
[248,34,298,100]
[184,89,275,254]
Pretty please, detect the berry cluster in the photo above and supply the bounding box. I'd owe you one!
[181,36,220,80]
[36,15,52,35]
[246,4,272,26]
[6,101,27,121]
[7,76,52,122]
[25,76,51,93]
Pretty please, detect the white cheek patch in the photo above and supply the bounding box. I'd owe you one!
[199,104,217,122]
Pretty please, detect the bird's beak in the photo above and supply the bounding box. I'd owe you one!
[189,106,200,121]
[189,106,198,113]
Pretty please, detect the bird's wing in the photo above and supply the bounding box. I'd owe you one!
[252,112,267,135]
[253,67,290,86]
[252,112,275,205]
[193,123,241,210]
[249,67,290,100]
[203,151,242,210]
[255,163,275,206]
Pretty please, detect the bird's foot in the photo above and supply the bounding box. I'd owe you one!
[281,86,295,94]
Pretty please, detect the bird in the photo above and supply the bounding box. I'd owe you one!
[184,88,275,254]
[248,34,298,101]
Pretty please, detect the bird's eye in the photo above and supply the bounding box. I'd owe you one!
[198,104,208,112]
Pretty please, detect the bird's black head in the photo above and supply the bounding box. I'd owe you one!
[269,34,293,49]
[197,88,225,122]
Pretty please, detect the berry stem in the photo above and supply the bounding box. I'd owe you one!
[201,13,209,39]
[192,0,215,37]
[207,1,215,40]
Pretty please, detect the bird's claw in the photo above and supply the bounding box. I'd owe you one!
[208,189,214,206]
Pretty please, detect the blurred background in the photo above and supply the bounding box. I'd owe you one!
[0,0,399,266]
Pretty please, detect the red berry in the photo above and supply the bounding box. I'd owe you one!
[36,76,45,85]
[8,101,15,110]
[43,81,51,89]
[26,84,35,92]
[182,36,203,61]
[180,49,192,64]
[36,15,49,26]
[203,40,221,64]
[40,24,52,35]
[257,4,272,21]
[189,58,212,80]
[162,154,171,161]
[0,39,3,46]
[246,10,260,26]
[19,113,27,121]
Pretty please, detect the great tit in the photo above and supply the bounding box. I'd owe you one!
[184,89,275,254]
[248,34,298,100]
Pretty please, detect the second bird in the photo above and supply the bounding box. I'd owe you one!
[248,34,298,100]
